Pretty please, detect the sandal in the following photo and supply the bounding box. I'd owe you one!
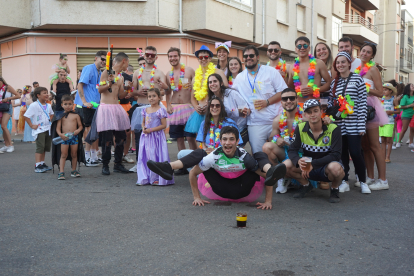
[152,181,160,185]
[58,172,65,180]
[385,159,391,163]
[71,170,81,177]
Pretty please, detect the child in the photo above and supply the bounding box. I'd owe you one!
[137,88,174,186]
[24,87,54,173]
[55,94,83,180]
[49,54,75,92]
[379,83,398,163]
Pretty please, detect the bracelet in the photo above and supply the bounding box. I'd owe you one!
[266,99,270,106]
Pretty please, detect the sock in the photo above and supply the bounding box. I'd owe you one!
[91,150,97,161]
[85,151,90,160]
[331,187,339,190]
[36,162,42,167]
[40,161,45,165]
[303,182,309,187]
[367,176,374,182]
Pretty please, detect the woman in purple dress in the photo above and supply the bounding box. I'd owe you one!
[137,88,174,185]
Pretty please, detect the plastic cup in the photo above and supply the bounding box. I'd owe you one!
[303,157,312,171]
[284,136,291,145]
[182,78,188,84]
[236,212,247,227]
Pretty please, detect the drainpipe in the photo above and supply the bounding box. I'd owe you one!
[179,0,183,33]
[257,0,265,48]
[311,0,314,51]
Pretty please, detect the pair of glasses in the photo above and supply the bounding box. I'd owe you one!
[101,58,106,62]
[267,49,280,53]
[210,104,221,109]
[296,44,309,50]
[198,55,210,60]
[281,96,297,102]
[243,54,256,59]
[145,53,156,58]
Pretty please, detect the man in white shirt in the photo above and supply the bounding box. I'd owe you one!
[232,45,287,153]
[331,36,361,79]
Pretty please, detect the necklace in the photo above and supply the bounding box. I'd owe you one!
[267,58,286,73]
[271,105,303,143]
[354,60,375,93]
[228,75,233,87]
[293,55,320,98]
[194,62,215,101]
[209,118,223,148]
[138,65,156,89]
[169,63,185,92]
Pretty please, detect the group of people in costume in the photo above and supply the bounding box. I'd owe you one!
[3,34,414,208]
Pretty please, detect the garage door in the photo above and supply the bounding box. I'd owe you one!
[77,48,141,72]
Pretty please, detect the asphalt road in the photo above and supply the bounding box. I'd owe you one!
[1,135,413,275]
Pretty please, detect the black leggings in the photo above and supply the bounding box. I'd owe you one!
[341,135,366,182]
[101,130,126,166]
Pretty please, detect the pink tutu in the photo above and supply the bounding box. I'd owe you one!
[167,103,195,125]
[197,173,265,203]
[366,96,389,129]
[96,103,131,132]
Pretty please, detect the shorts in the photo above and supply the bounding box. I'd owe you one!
[379,124,394,137]
[82,107,96,127]
[308,161,344,182]
[2,104,12,115]
[169,124,196,139]
[62,135,79,145]
[36,131,52,153]
[410,116,414,128]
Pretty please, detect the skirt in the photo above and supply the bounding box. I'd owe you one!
[366,96,389,130]
[13,106,21,120]
[167,103,195,125]
[184,112,205,134]
[96,103,130,132]
[23,121,35,142]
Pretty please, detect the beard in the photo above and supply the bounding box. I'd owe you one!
[245,60,258,69]
[285,105,297,112]
[145,59,155,66]
[268,54,280,61]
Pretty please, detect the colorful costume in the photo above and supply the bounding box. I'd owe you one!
[363,79,389,129]
[167,103,194,126]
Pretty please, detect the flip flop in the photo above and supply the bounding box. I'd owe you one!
[265,163,287,186]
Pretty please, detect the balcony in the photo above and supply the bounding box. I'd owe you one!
[400,58,414,73]
[343,14,379,44]
[356,0,380,10]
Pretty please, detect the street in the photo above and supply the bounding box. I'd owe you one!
[1,135,413,276]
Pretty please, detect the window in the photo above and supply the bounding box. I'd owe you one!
[216,0,253,12]
[397,1,401,16]
[317,15,326,39]
[297,5,305,31]
[277,0,288,23]
[332,16,342,44]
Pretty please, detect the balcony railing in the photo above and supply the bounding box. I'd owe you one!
[344,14,378,34]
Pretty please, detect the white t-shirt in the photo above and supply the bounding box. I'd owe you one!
[232,65,287,125]
[24,101,54,139]
[351,58,362,72]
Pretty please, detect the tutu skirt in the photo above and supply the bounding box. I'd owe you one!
[198,173,265,203]
[167,103,195,125]
[23,121,35,142]
[366,96,389,129]
[184,112,205,134]
[96,103,130,132]
[130,104,150,132]
[120,103,132,114]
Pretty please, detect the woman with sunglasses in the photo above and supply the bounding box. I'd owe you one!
[49,53,75,92]
[0,76,20,153]
[207,73,250,145]
[314,42,333,99]
[12,89,23,135]
[357,43,389,191]
[215,41,231,75]
[226,57,243,88]
[327,52,369,194]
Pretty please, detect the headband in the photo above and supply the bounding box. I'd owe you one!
[215,41,232,53]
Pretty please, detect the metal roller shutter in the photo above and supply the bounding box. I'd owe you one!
[77,48,141,72]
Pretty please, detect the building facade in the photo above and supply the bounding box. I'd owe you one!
[0,0,346,89]
[400,9,414,84]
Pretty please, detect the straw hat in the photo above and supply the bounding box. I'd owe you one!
[383,83,397,95]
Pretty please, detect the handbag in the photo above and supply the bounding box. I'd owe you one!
[366,105,376,121]
[0,86,10,112]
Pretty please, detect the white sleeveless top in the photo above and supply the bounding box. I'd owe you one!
[351,58,362,72]
[363,78,374,90]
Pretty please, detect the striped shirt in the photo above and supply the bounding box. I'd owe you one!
[328,73,367,135]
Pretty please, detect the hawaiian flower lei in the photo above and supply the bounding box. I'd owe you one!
[138,65,156,89]
[193,62,215,101]
[292,55,320,98]
[267,58,286,72]
[271,105,303,144]
[170,63,185,92]
[209,118,223,148]
[95,73,122,89]
[228,75,233,87]
[354,60,375,93]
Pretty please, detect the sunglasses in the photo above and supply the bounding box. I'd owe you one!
[198,55,210,60]
[296,44,309,50]
[281,96,297,102]
[145,53,156,58]
[267,48,280,53]
[100,58,106,62]
[210,104,221,109]
[243,54,256,59]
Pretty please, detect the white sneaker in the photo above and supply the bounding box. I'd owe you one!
[338,180,350,193]
[369,179,389,190]
[392,145,397,150]
[6,146,14,153]
[396,142,401,148]
[360,182,371,194]
[123,155,134,163]
[355,175,360,187]
[409,143,414,148]
[275,178,288,194]
[406,139,410,144]
[129,164,137,172]
[366,177,375,185]
[0,146,7,153]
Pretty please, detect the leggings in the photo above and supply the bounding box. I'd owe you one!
[341,135,366,182]
[101,130,126,166]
